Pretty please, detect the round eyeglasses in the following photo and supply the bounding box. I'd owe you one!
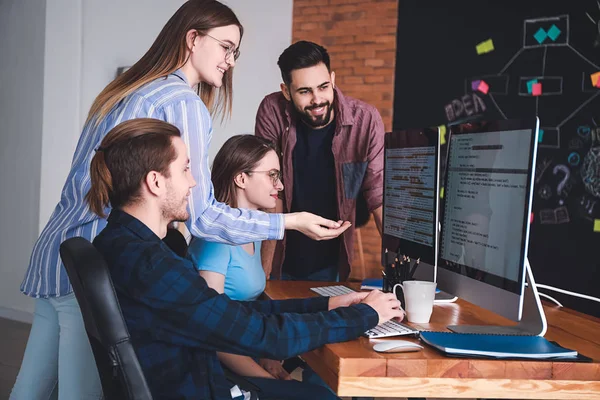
[246,169,282,186]
[205,33,241,61]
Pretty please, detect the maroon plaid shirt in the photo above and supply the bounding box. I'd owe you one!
[255,87,384,280]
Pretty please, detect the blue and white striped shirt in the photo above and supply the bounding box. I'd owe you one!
[21,70,284,298]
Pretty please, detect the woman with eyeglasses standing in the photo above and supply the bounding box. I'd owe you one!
[187,134,340,400]
[11,1,349,399]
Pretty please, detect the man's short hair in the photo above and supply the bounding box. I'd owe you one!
[277,41,331,86]
[86,118,181,217]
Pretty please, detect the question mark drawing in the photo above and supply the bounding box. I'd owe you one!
[553,164,571,205]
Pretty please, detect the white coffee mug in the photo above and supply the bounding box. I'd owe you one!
[393,280,437,323]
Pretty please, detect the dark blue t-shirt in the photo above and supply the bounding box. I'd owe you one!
[282,120,340,278]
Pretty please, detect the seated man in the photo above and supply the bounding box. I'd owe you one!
[88,118,404,400]
[255,41,385,282]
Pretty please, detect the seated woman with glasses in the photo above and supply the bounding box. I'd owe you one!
[187,135,338,400]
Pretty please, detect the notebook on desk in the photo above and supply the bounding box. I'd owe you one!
[420,331,578,360]
[361,278,384,290]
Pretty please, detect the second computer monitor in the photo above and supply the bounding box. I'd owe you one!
[437,118,539,325]
[382,127,440,278]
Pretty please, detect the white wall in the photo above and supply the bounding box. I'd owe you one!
[0,0,293,320]
[0,0,46,320]
[39,0,83,232]
[211,0,294,159]
[40,0,293,228]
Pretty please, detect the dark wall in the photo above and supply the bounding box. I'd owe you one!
[394,0,600,317]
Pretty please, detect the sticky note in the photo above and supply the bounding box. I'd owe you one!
[476,39,494,55]
[595,219,600,232]
[590,71,600,87]
[471,80,481,91]
[439,125,447,145]
[527,79,538,94]
[532,83,542,96]
[534,28,547,44]
[440,187,445,199]
[538,129,544,143]
[477,80,489,94]
[547,24,561,41]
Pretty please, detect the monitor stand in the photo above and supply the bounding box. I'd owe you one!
[447,258,548,336]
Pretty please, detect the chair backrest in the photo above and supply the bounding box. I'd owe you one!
[60,237,153,400]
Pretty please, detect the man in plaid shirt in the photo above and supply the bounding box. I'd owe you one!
[88,119,404,399]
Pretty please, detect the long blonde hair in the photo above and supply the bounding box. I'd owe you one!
[86,0,243,125]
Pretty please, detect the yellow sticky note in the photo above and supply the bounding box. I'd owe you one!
[440,187,445,199]
[439,125,447,145]
[476,39,494,55]
[591,72,600,87]
[594,219,600,232]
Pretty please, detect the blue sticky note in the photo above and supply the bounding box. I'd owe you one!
[534,28,547,44]
[547,24,561,41]
[538,129,544,143]
[471,80,481,91]
[527,79,538,94]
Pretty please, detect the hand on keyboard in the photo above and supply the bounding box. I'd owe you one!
[309,285,416,339]
[360,290,405,326]
[328,291,369,310]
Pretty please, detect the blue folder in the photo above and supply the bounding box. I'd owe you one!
[360,278,383,290]
[420,331,578,359]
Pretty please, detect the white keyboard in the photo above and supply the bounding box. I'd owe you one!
[364,319,419,339]
[310,285,420,339]
[310,285,356,297]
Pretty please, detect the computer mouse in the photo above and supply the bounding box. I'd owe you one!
[372,340,423,353]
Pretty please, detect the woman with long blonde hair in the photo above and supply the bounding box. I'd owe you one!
[12,1,349,398]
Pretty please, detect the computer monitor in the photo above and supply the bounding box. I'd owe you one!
[437,118,547,336]
[381,127,440,282]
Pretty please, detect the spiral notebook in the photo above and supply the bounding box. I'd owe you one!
[420,331,578,360]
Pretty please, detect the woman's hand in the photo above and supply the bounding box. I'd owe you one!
[258,359,291,380]
[284,212,351,240]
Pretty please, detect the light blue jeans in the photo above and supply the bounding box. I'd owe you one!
[10,293,103,400]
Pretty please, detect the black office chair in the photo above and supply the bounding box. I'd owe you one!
[60,237,153,400]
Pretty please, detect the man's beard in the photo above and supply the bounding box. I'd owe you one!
[162,194,190,223]
[292,98,334,128]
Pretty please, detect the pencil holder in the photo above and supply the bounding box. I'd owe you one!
[382,276,392,293]
[383,274,405,309]
[392,283,406,309]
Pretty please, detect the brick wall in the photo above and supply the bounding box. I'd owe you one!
[292,0,399,280]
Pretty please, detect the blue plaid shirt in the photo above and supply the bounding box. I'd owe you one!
[93,210,378,400]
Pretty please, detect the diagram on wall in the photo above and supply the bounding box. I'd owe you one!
[394,0,600,317]
[464,14,600,227]
[466,15,599,149]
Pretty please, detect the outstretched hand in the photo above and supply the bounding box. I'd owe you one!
[284,212,351,241]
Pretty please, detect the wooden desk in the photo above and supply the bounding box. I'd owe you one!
[263,281,600,399]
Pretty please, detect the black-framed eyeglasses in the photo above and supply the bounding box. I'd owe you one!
[246,169,282,186]
[205,33,241,61]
